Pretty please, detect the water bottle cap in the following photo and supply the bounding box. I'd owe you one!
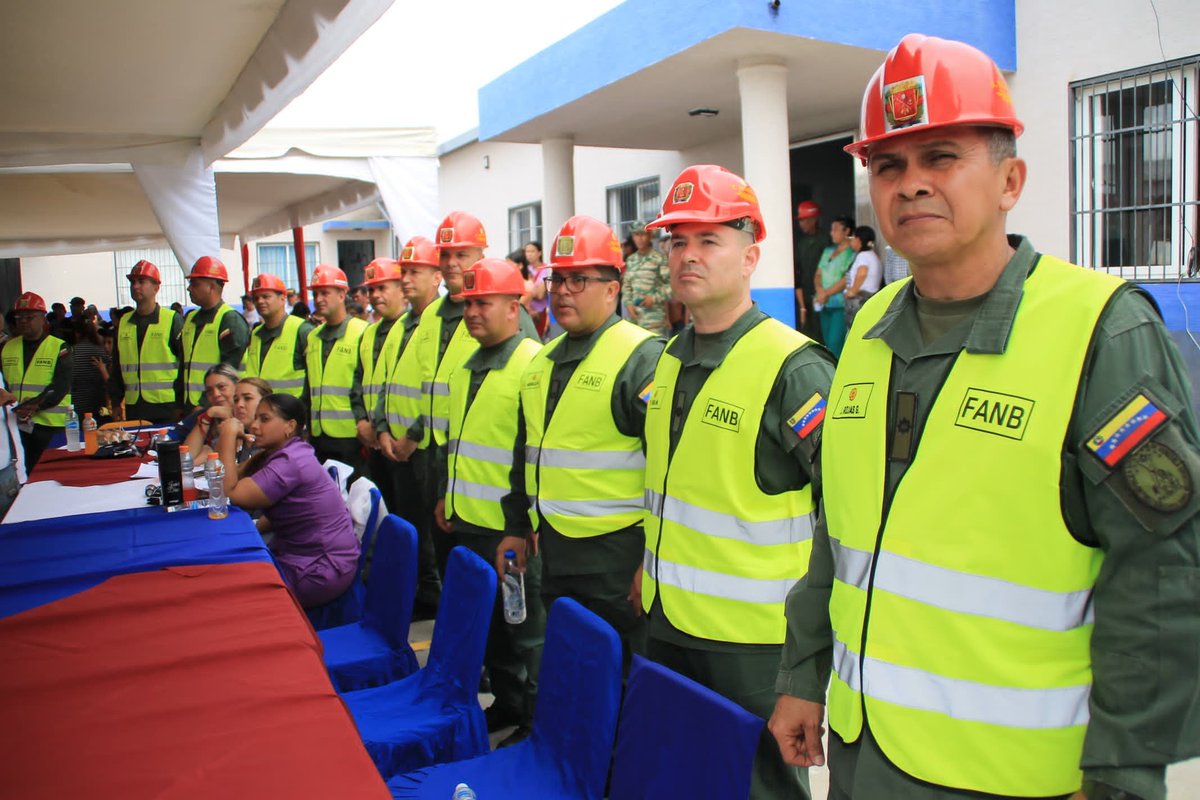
[504,549,516,558]
[180,445,189,453]
[84,412,93,418]
[208,452,219,460]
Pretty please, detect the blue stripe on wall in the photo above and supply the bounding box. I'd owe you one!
[479,0,1015,141]
[752,286,796,329]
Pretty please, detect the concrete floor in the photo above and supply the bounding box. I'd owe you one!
[408,619,1200,796]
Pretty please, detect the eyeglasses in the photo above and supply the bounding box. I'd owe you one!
[543,274,616,293]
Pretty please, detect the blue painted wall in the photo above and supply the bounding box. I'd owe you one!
[479,0,1015,141]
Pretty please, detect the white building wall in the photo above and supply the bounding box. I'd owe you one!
[1008,0,1199,259]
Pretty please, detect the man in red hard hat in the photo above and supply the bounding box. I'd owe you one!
[641,165,834,799]
[180,256,249,410]
[437,257,546,747]
[770,34,1200,800]
[242,273,314,400]
[1,292,73,467]
[792,200,829,339]
[108,260,183,424]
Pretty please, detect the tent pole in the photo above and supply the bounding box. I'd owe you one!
[240,240,250,295]
[293,227,308,303]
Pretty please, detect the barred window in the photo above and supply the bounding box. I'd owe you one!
[1071,57,1199,281]
[113,248,188,308]
[606,177,661,240]
[508,202,542,252]
[256,243,319,289]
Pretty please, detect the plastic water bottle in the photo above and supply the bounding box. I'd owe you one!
[452,784,477,800]
[64,407,81,452]
[82,412,98,454]
[502,549,526,624]
[206,453,227,519]
[180,445,197,503]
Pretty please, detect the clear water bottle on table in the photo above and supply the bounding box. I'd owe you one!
[452,783,477,800]
[179,445,196,503]
[65,407,81,452]
[205,453,227,519]
[502,548,526,624]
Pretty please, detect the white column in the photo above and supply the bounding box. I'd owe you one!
[736,56,795,325]
[541,137,576,239]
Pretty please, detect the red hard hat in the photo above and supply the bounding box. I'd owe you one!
[845,34,1024,162]
[550,215,626,272]
[461,258,526,297]
[436,211,488,250]
[250,273,288,295]
[13,292,47,314]
[188,255,229,282]
[362,258,403,286]
[796,201,821,220]
[646,165,767,242]
[399,236,441,268]
[127,259,162,283]
[309,264,349,290]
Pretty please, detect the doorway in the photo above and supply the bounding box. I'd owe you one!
[337,240,375,288]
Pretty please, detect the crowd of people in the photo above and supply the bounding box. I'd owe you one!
[2,33,1198,800]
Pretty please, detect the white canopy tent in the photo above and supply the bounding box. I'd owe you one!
[0,0,395,266]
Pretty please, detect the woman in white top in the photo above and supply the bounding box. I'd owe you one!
[844,225,883,329]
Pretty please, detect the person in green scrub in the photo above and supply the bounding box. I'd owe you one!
[813,215,856,356]
[769,34,1200,800]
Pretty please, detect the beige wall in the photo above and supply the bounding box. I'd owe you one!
[1007,0,1199,259]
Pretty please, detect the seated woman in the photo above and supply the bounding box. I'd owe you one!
[216,393,359,608]
[181,364,239,460]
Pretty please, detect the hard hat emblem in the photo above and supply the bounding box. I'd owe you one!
[883,76,928,132]
[16,298,29,309]
[672,182,694,205]
[735,181,758,205]
[401,246,414,261]
[463,271,476,291]
[365,265,376,280]
[474,228,487,244]
[439,227,454,244]
[556,236,575,256]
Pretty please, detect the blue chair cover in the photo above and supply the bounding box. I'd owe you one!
[388,597,623,800]
[319,515,419,692]
[306,487,383,631]
[342,545,496,780]
[609,655,764,800]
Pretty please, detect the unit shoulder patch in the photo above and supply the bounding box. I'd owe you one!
[1122,440,1192,512]
[638,381,654,405]
[788,392,826,440]
[1086,392,1168,468]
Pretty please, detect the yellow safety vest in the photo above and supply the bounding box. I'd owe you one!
[386,296,444,445]
[427,308,478,447]
[822,256,1124,796]
[116,307,177,405]
[242,315,306,397]
[360,313,408,419]
[307,317,368,438]
[643,318,816,644]
[181,303,233,406]
[446,338,542,530]
[2,335,72,427]
[520,320,653,537]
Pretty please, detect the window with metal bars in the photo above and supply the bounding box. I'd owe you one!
[1070,56,1200,281]
[508,202,542,252]
[113,248,189,309]
[606,177,661,240]
[256,244,319,289]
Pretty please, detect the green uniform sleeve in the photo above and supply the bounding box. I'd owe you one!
[768,344,837,483]
[611,335,666,441]
[1067,290,1200,800]
[40,341,73,411]
[776,502,834,702]
[518,306,541,341]
[372,392,389,435]
[217,309,250,368]
[350,359,366,423]
[295,321,315,368]
[502,410,531,537]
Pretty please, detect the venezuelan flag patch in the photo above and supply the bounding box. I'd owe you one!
[1086,393,1168,467]
[788,393,826,440]
[638,381,654,404]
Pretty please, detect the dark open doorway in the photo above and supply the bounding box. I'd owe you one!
[337,240,375,288]
[790,136,855,338]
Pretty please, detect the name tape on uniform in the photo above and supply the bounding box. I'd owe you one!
[832,383,873,419]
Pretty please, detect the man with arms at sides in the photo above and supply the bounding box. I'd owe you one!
[437,258,545,747]
[180,256,250,411]
[769,34,1200,800]
[641,166,834,799]
[1,293,73,469]
[306,264,369,480]
[521,215,663,662]
[242,273,313,399]
[109,259,182,424]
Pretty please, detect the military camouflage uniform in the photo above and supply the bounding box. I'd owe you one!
[622,249,672,336]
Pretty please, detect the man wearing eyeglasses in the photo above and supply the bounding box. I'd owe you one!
[519,215,665,667]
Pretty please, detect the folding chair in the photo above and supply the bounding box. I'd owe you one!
[306,486,384,631]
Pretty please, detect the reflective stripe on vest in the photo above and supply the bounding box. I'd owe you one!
[520,321,653,538]
[117,308,177,405]
[387,298,442,444]
[307,317,368,438]
[445,338,541,531]
[2,335,72,427]
[181,304,232,406]
[642,318,816,644]
[243,316,306,398]
[822,256,1123,796]
[428,316,478,446]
